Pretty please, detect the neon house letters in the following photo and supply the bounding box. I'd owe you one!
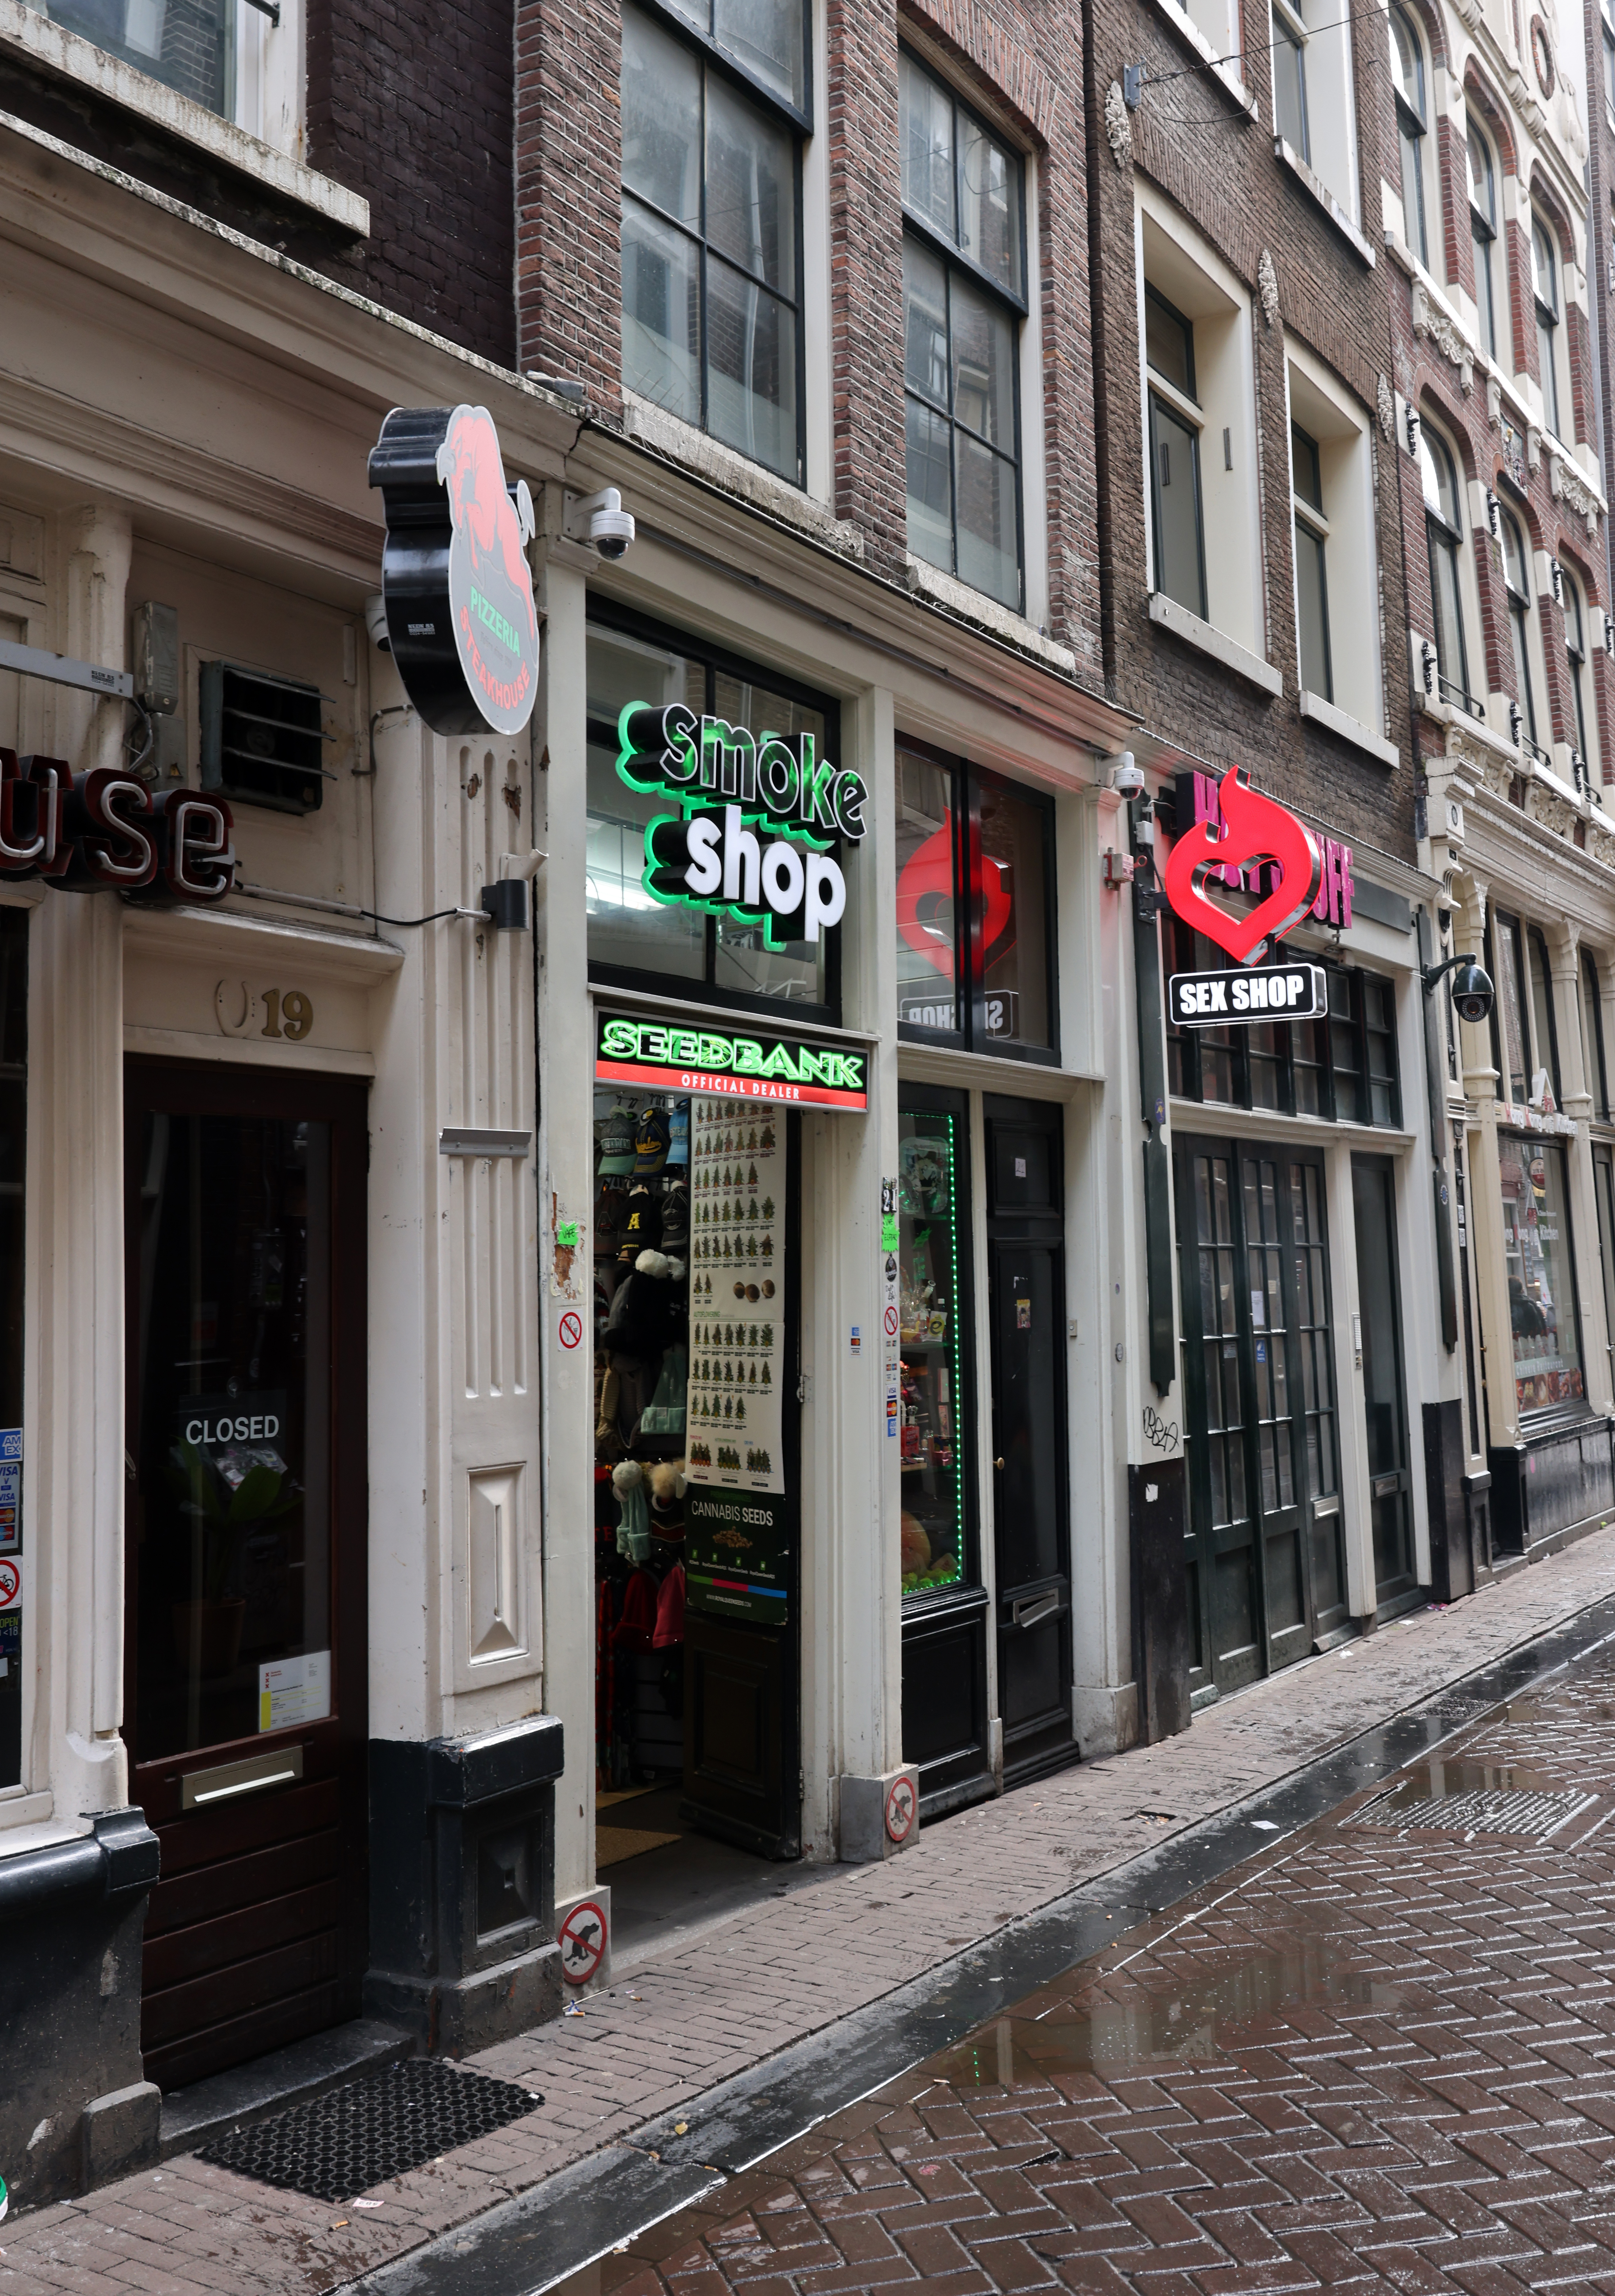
[617,702,868,946]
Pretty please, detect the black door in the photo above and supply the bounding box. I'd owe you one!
[984,1098,1074,1783]
[1177,1137,1347,1696]
[1351,1154,1417,1607]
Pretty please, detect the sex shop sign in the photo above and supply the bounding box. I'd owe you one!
[1161,766,1349,1026]
[368,405,541,738]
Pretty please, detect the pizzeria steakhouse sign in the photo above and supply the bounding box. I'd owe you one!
[1163,766,1341,1027]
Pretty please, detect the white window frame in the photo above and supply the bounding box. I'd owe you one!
[1285,344,1391,763]
[1269,0,1363,234]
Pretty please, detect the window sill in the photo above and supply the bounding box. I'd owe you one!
[1273,139,1373,267]
[1147,591,1281,695]
[1139,0,1255,112]
[621,391,863,560]
[904,555,1078,674]
[0,0,367,232]
[1298,689,1398,768]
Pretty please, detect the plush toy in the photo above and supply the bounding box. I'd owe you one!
[611,1458,652,1564]
[900,1511,931,1575]
[647,1457,686,1539]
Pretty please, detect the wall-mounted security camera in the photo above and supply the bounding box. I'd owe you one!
[564,487,636,560]
[364,593,391,653]
[1422,952,1493,1026]
[1105,750,1146,798]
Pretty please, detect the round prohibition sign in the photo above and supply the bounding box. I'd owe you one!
[0,1559,18,1608]
[884,1773,916,1844]
[558,1309,584,1351]
[883,1304,899,1339]
[558,1897,608,1984]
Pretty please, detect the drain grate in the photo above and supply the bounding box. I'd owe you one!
[1354,1785,1594,1838]
[198,2057,544,2202]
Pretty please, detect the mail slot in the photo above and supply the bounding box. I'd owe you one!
[180,1743,304,1812]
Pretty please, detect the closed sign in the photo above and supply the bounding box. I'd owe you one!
[1168,964,1326,1026]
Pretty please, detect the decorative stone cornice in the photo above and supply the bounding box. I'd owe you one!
[1411,279,1473,394]
[1104,80,1131,168]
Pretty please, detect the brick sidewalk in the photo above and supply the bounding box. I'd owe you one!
[4,1537,1614,2295]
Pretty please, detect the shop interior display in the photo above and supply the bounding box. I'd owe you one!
[896,1113,966,1593]
[593,1085,690,1791]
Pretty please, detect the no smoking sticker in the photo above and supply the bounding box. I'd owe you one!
[0,1558,20,1609]
[884,1304,899,1338]
[559,1897,607,1983]
[885,1774,916,1844]
[558,1310,583,1351]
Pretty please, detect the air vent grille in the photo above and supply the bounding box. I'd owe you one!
[200,660,332,815]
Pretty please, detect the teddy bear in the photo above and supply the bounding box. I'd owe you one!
[647,1457,685,1541]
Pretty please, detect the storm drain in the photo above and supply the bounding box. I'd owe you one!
[1353,1784,1595,1838]
[197,2057,544,2202]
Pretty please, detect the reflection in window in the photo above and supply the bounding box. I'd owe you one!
[1583,950,1611,1119]
[1421,426,1471,706]
[621,0,803,483]
[1528,925,1559,1105]
[900,49,1025,610]
[0,909,23,1789]
[1390,7,1429,265]
[1499,1137,1584,1413]
[1291,422,1331,701]
[896,1097,973,1598]
[894,750,960,1034]
[1272,0,1309,156]
[1468,118,1498,358]
[1501,509,1540,753]
[27,0,233,116]
[1565,569,1595,773]
[1145,286,1205,619]
[1490,911,1530,1106]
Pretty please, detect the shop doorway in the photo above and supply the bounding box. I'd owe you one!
[1351,1154,1417,1608]
[122,1061,368,2092]
[984,1097,1075,1783]
[592,1079,801,1959]
[1176,1138,1348,1695]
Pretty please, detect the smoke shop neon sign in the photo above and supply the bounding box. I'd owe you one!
[617,704,867,947]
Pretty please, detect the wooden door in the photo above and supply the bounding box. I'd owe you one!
[1351,1154,1416,1606]
[123,1060,368,2091]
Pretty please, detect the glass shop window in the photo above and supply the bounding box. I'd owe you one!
[1163,911,1399,1127]
[1487,910,1565,1112]
[1498,1136,1584,1414]
[0,908,24,1789]
[896,1092,976,1600]
[1582,950,1611,1121]
[585,607,839,1021]
[895,743,1055,1060]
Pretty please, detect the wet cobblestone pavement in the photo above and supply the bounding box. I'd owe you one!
[571,1644,1615,2294]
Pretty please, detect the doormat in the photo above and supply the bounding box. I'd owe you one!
[197,2057,544,2202]
[596,1824,682,1867]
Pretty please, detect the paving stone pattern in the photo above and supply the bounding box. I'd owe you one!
[582,1637,1615,2294]
[3,1539,1615,2294]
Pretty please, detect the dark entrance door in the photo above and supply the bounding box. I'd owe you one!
[1177,1137,1347,1696]
[984,1097,1074,1783]
[124,1060,368,2091]
[1351,1153,1417,1608]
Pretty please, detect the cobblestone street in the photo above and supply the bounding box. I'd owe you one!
[567,1628,1615,2294]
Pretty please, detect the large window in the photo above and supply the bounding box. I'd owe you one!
[1163,914,1399,1125]
[900,48,1025,612]
[585,605,838,1017]
[1489,909,1566,1112]
[1501,509,1544,761]
[1533,216,1563,442]
[620,0,805,484]
[1272,0,1309,156]
[1565,568,1597,776]
[1146,285,1206,619]
[1390,7,1430,266]
[26,0,234,115]
[1468,118,1499,360]
[1291,422,1331,701]
[1498,1137,1584,1413]
[895,744,1054,1058]
[0,909,23,1790]
[1421,425,1473,710]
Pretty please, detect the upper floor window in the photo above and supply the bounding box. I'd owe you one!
[1272,0,1309,157]
[24,0,278,128]
[1467,119,1498,360]
[894,743,1056,1058]
[900,49,1026,612]
[620,0,806,485]
[1565,568,1597,775]
[1421,426,1472,707]
[1290,423,1331,701]
[1533,216,1563,441]
[1501,508,1544,759]
[1390,7,1429,267]
[1145,286,1206,620]
[1271,0,1360,222]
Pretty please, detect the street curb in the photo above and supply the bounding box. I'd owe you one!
[344,1586,1615,2295]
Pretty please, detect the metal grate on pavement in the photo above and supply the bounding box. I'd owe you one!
[1352,1783,1595,1838]
[196,2056,544,2202]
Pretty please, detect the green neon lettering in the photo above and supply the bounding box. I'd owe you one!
[671,1029,701,1063]
[602,1017,638,1060]
[733,1037,767,1075]
[761,1043,798,1080]
[642,1026,669,1063]
[795,1048,826,1085]
[697,1033,734,1070]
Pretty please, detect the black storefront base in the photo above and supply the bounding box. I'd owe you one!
[366,1716,564,2055]
[901,1587,995,1819]
[0,1806,162,2204]
[1489,1411,1615,1556]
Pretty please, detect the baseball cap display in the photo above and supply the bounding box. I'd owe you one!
[667,1104,689,1166]
[634,1104,671,1176]
[596,1099,637,1175]
[619,1184,663,1258]
[660,1179,689,1252]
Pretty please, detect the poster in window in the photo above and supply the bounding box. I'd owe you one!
[684,1098,787,1496]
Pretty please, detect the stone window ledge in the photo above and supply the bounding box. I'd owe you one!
[0,0,367,233]
[1140,0,1255,112]
[905,555,1077,673]
[1274,139,1374,267]
[622,391,864,560]
[1298,689,1398,768]
[1147,590,1281,695]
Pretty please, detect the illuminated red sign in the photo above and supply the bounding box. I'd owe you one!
[0,750,233,902]
[1165,768,1345,964]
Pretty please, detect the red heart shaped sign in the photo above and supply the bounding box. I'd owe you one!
[1163,767,1322,965]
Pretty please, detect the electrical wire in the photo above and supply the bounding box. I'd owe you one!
[1132,0,1400,85]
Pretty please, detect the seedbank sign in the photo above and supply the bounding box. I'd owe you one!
[595,1011,868,1113]
[617,702,866,948]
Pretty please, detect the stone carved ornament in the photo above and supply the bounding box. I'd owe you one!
[1550,451,1600,537]
[1104,80,1132,167]
[1258,249,1279,327]
[1411,279,1473,394]
[1376,374,1394,441]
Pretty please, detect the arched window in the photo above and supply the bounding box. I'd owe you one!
[1391,9,1429,266]
[1421,426,1470,703]
[1501,509,1541,755]
[1467,119,1498,359]
[1565,568,1597,776]
[1533,216,1563,439]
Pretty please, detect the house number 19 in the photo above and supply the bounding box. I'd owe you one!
[214,980,316,1041]
[262,989,314,1040]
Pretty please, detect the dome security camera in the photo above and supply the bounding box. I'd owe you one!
[564,487,636,560]
[1106,750,1146,798]
[1450,959,1494,1026]
[363,593,391,653]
